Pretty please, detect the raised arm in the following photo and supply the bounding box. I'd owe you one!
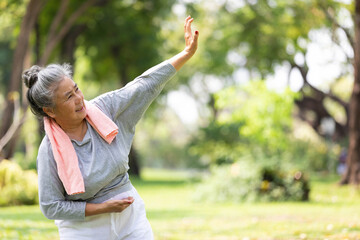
[168,16,199,71]
[91,17,199,134]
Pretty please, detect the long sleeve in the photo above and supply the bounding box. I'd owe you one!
[91,60,177,131]
[37,136,86,220]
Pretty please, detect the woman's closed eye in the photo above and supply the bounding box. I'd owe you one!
[66,87,79,100]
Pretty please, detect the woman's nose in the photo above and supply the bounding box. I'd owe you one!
[74,92,82,103]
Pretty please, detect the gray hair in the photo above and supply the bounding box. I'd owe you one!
[23,63,73,117]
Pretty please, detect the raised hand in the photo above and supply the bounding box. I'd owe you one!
[183,16,199,57]
[168,16,199,71]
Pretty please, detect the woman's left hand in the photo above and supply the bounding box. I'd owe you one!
[168,16,199,70]
[183,16,199,57]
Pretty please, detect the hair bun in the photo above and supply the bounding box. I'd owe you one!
[23,65,43,88]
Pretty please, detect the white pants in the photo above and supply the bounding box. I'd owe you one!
[55,187,153,240]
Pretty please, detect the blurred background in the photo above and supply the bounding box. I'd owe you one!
[2,0,360,239]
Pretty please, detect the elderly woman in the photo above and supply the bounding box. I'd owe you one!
[23,17,198,240]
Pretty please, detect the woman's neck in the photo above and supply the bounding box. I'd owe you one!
[58,119,88,141]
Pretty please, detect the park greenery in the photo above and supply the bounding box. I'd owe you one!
[0,160,38,206]
[0,0,354,199]
[191,82,311,202]
[1,0,360,237]
[2,169,360,240]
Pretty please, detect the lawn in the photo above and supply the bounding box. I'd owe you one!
[1,169,360,240]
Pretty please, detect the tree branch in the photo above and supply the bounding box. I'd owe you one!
[291,61,349,140]
[0,93,27,157]
[320,5,354,50]
[46,0,70,45]
[292,63,349,109]
[40,0,98,65]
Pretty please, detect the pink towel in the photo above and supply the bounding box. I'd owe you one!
[44,101,118,195]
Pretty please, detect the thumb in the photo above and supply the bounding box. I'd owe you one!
[194,30,199,42]
[192,30,199,48]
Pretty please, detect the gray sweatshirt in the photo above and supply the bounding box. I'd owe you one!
[37,61,177,220]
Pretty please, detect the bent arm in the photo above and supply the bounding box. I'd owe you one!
[85,197,134,216]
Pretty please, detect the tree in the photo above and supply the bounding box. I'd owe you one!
[0,0,46,160]
[203,0,352,139]
[341,0,360,184]
[74,0,176,175]
[188,81,322,168]
[0,0,179,176]
[186,0,359,181]
[0,0,107,160]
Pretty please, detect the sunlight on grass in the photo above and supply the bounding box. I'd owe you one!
[0,205,59,240]
[1,169,360,239]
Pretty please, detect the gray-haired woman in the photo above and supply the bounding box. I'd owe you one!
[24,17,198,240]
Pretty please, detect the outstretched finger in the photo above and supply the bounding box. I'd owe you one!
[184,15,191,29]
[186,18,194,35]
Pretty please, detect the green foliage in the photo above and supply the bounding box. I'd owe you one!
[0,160,38,206]
[189,80,337,172]
[135,108,201,168]
[0,42,13,94]
[284,138,338,172]
[0,0,27,94]
[190,81,299,166]
[197,0,347,76]
[189,81,339,202]
[194,159,309,202]
[77,0,176,86]
[216,81,296,152]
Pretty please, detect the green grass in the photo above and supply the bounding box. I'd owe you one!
[1,169,360,240]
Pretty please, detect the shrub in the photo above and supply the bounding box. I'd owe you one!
[0,159,38,206]
[193,160,310,202]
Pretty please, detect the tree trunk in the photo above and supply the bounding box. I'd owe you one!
[340,0,360,185]
[129,147,141,176]
[61,25,86,66]
[0,0,46,160]
[39,0,98,65]
[121,66,141,177]
[1,0,105,160]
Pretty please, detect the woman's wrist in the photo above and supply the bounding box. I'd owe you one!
[183,48,195,58]
[85,202,109,216]
[168,50,194,71]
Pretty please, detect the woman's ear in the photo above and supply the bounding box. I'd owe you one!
[43,107,56,118]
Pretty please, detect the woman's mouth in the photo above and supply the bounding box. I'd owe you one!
[76,106,84,112]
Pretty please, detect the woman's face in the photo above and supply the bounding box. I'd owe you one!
[46,77,86,127]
